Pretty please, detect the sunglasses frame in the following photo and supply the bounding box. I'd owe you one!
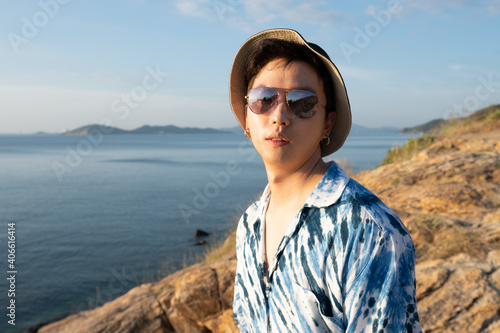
[245,87,325,119]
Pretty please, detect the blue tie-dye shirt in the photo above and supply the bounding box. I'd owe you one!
[233,161,422,332]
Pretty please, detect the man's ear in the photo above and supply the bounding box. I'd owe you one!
[324,111,336,135]
[244,106,252,140]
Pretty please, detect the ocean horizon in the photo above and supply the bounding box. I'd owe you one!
[0,131,417,332]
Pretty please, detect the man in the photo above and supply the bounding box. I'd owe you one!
[230,28,421,333]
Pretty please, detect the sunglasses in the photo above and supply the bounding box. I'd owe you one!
[245,87,324,119]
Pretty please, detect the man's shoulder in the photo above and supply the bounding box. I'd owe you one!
[332,177,410,238]
[339,177,382,204]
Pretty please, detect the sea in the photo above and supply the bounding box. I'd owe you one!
[0,131,416,332]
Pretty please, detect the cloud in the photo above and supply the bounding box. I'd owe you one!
[242,0,292,24]
[448,63,464,71]
[174,0,350,30]
[364,5,381,16]
[282,2,349,26]
[488,0,500,15]
[174,0,215,18]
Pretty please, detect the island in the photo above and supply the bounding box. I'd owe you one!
[63,124,228,136]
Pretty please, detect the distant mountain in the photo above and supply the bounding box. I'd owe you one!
[63,124,127,135]
[219,126,242,133]
[399,119,447,134]
[399,104,500,134]
[63,124,227,135]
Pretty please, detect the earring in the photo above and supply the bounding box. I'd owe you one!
[321,136,331,146]
[244,129,251,139]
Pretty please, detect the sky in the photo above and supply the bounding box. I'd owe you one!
[0,0,499,134]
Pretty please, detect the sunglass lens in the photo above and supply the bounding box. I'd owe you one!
[247,87,278,114]
[287,90,318,118]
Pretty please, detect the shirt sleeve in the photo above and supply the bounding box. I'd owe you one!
[342,207,422,333]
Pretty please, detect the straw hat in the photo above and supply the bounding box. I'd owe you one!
[229,28,351,157]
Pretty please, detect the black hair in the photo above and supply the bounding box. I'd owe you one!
[244,38,335,116]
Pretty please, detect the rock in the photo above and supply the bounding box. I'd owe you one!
[355,131,500,252]
[38,283,173,333]
[38,259,238,333]
[195,229,210,237]
[416,252,500,332]
[161,261,237,332]
[38,125,500,332]
[355,130,500,331]
[194,240,208,246]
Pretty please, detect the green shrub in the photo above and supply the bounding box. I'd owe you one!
[486,107,500,121]
[381,136,435,165]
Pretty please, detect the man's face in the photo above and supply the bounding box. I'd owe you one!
[245,58,334,172]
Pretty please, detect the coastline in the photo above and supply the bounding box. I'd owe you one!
[26,107,500,332]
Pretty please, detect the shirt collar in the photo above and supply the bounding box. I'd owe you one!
[257,161,350,210]
[303,161,350,208]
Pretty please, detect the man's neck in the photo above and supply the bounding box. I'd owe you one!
[265,156,330,212]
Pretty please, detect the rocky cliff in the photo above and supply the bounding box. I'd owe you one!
[38,246,238,333]
[39,109,500,333]
[355,130,500,332]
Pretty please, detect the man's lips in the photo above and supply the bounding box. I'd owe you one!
[266,133,290,142]
[266,134,290,146]
[267,138,289,142]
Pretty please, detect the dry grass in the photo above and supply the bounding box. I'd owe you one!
[410,217,491,262]
[203,230,237,264]
[440,117,500,137]
[379,105,500,166]
[440,105,500,137]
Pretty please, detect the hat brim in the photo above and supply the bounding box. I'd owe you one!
[229,28,351,157]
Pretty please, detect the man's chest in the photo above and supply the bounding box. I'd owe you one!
[264,208,299,266]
